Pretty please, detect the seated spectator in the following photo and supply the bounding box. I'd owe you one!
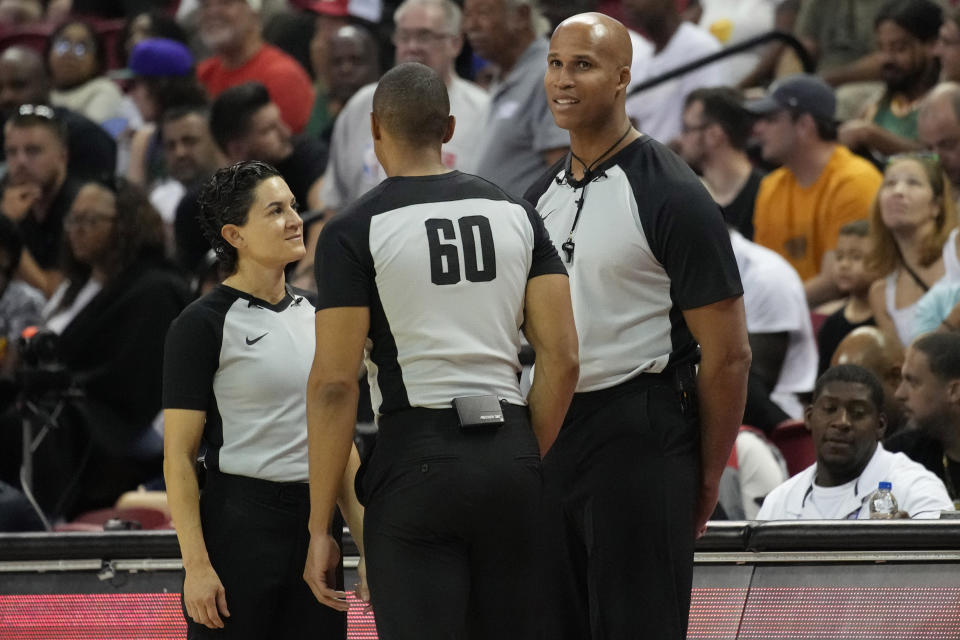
[831,326,907,438]
[917,83,960,199]
[305,0,352,133]
[817,220,877,375]
[463,0,566,199]
[913,279,960,336]
[152,105,224,227]
[888,332,960,508]
[679,86,763,239]
[731,228,817,427]
[117,38,209,186]
[839,0,942,159]
[1,105,83,296]
[175,82,324,275]
[0,214,43,375]
[792,0,888,120]
[322,0,488,214]
[306,24,379,140]
[935,9,960,84]
[718,426,789,520]
[621,0,733,145]
[47,20,125,127]
[22,178,191,519]
[867,153,956,346]
[197,0,315,134]
[0,46,116,182]
[747,75,883,307]
[756,364,953,519]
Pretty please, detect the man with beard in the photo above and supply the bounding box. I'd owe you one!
[757,364,952,519]
[151,105,225,225]
[839,0,943,158]
[197,0,314,133]
[887,332,960,509]
[0,46,114,181]
[0,107,81,296]
[747,74,882,307]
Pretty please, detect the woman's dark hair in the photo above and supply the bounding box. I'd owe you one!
[142,76,209,117]
[116,10,189,67]
[59,177,166,309]
[196,161,282,274]
[45,20,107,80]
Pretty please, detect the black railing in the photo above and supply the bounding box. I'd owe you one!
[627,30,815,97]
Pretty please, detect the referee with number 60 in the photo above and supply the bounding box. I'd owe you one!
[302,62,580,640]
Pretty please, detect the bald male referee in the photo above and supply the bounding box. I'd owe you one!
[526,13,751,639]
[302,62,580,640]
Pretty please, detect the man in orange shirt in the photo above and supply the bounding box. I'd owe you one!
[748,74,883,307]
[197,0,315,134]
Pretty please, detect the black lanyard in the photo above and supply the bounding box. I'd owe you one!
[561,125,633,263]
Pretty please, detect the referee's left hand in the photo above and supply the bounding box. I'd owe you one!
[304,533,349,611]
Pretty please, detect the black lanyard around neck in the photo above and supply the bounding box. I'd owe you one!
[561,125,632,263]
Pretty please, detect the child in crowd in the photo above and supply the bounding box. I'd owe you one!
[817,220,876,374]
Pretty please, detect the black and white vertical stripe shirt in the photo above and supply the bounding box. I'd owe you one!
[525,136,743,393]
[163,285,315,483]
[314,171,566,417]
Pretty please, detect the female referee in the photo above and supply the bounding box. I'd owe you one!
[162,160,366,639]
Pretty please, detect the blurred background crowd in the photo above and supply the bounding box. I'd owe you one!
[2,0,960,530]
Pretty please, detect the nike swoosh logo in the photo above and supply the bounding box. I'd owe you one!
[245,333,268,346]
[541,209,557,221]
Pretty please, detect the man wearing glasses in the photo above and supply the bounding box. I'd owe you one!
[318,0,489,218]
[0,105,81,297]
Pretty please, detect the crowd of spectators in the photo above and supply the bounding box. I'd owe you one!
[2,0,960,530]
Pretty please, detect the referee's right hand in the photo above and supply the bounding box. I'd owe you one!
[184,563,230,629]
[304,532,350,611]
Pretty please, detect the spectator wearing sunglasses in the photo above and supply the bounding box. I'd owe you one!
[47,20,124,126]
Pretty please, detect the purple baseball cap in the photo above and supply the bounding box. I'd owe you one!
[111,38,194,80]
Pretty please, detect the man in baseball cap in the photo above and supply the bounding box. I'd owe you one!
[747,74,883,308]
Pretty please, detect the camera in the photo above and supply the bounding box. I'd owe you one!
[15,327,74,398]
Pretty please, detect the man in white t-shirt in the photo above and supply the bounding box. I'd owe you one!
[622,0,733,144]
[318,0,488,214]
[757,364,952,520]
[731,229,817,425]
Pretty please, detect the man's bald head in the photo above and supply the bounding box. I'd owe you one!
[831,326,905,375]
[831,326,907,434]
[0,46,50,117]
[552,12,632,68]
[372,62,451,148]
[918,82,960,189]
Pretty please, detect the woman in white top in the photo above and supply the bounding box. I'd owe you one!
[868,153,958,346]
[47,20,124,126]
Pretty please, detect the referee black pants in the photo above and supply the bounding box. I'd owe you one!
[540,373,700,640]
[186,469,346,640]
[359,404,542,640]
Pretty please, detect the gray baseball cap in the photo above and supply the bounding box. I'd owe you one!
[744,74,837,122]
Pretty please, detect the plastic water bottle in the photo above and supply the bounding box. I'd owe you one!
[868,481,899,519]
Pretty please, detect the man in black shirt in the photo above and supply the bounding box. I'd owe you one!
[174,83,329,275]
[1,107,82,296]
[889,332,960,508]
[679,86,765,240]
[0,46,116,182]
